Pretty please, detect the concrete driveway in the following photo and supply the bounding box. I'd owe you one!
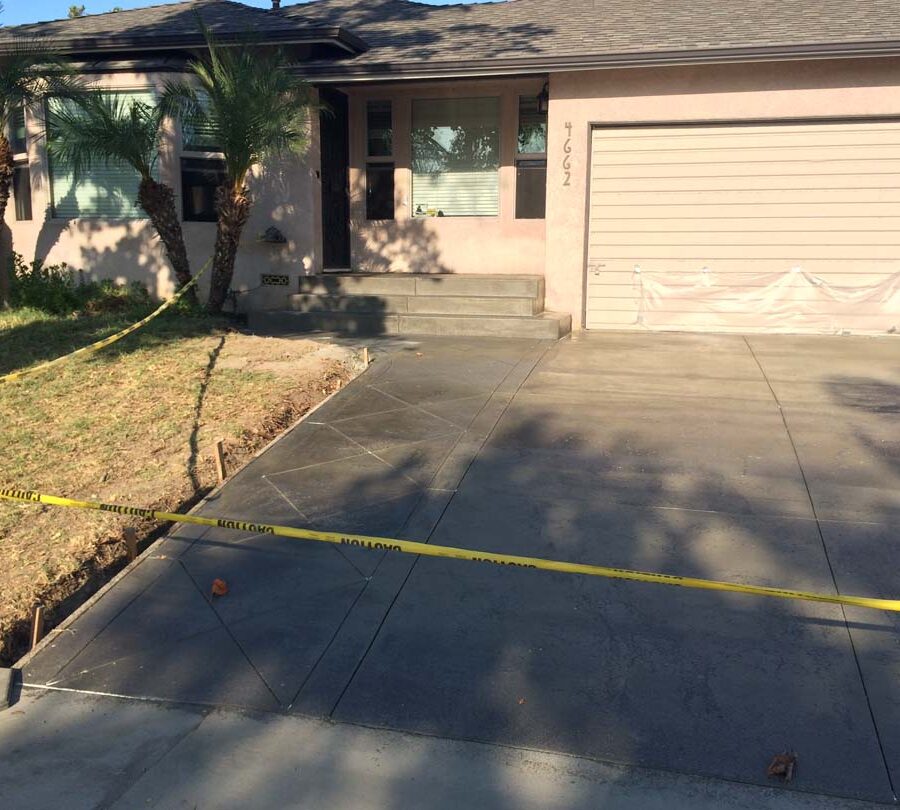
[12,332,900,805]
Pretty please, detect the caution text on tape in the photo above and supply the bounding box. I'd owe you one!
[2,487,898,614]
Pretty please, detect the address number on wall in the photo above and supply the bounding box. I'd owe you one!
[562,122,572,186]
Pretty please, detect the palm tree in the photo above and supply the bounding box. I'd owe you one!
[163,33,314,313]
[0,40,75,306]
[46,91,196,302]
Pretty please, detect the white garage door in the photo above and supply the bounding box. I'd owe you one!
[586,121,900,333]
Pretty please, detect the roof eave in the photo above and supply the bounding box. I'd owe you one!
[299,39,900,83]
[0,26,368,57]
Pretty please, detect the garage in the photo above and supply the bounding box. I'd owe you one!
[585,120,900,333]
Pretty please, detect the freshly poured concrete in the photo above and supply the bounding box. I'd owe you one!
[17,332,900,805]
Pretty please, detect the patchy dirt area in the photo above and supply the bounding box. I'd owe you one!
[0,320,362,665]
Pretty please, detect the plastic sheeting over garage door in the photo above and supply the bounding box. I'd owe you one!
[585,121,900,334]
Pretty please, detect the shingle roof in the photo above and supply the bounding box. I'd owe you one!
[3,0,900,76]
[281,0,900,75]
[0,0,360,52]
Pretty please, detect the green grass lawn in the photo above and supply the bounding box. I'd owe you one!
[0,304,352,664]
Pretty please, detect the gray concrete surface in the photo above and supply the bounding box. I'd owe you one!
[0,689,886,810]
[14,332,900,806]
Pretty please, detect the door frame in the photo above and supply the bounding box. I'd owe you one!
[319,86,352,272]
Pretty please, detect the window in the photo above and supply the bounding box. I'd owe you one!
[366,163,394,220]
[365,100,394,220]
[515,95,547,219]
[13,163,32,221]
[366,101,392,158]
[181,157,226,222]
[47,93,152,219]
[182,93,220,152]
[412,97,499,217]
[515,160,546,219]
[10,106,27,155]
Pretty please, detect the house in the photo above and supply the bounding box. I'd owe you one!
[3,0,900,336]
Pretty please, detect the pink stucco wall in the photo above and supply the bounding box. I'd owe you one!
[344,78,547,276]
[4,72,322,309]
[546,57,900,327]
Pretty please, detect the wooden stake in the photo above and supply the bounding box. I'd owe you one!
[362,347,369,367]
[214,439,227,484]
[124,527,138,562]
[30,605,45,650]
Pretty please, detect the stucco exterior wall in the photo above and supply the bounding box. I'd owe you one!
[4,71,322,309]
[344,78,547,276]
[546,57,900,328]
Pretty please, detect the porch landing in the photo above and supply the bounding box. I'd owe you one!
[247,274,571,339]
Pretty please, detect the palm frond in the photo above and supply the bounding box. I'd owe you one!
[0,38,80,128]
[161,28,315,191]
[46,90,164,181]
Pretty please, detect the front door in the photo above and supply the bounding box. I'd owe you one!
[319,87,351,270]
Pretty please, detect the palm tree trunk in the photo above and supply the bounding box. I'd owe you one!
[137,176,196,306]
[0,135,15,309]
[207,185,250,314]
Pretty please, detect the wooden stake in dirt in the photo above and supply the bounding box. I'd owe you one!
[30,605,45,650]
[362,347,369,367]
[124,527,138,562]
[214,439,227,484]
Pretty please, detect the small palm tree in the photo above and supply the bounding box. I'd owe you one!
[163,33,314,313]
[47,91,196,302]
[0,40,75,306]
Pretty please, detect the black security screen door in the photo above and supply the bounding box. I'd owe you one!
[319,87,351,269]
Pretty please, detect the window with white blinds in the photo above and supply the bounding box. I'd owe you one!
[411,97,499,217]
[182,93,220,152]
[47,92,154,220]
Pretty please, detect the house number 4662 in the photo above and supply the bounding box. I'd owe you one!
[562,122,572,186]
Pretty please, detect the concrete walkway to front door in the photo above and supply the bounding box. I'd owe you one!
[9,332,900,806]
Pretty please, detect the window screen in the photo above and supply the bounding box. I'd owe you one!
[516,95,547,219]
[515,160,546,219]
[367,101,392,158]
[181,157,226,222]
[47,93,153,219]
[412,97,499,217]
[517,96,547,155]
[13,163,32,221]
[366,163,394,220]
[10,106,27,154]
[182,94,221,152]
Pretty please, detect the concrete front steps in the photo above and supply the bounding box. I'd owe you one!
[248,274,572,340]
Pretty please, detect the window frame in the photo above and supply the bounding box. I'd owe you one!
[515,94,548,220]
[45,88,157,221]
[410,96,501,218]
[364,99,394,221]
[12,161,33,221]
[180,156,227,223]
[9,105,27,158]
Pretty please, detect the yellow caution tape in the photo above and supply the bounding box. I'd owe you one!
[1,259,212,384]
[2,487,899,614]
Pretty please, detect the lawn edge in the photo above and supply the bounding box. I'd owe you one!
[13,344,370,670]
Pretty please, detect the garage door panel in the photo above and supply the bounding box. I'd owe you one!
[591,189,900,206]
[594,159,900,180]
[591,173,900,193]
[602,217,900,233]
[596,245,900,261]
[591,145,900,166]
[586,121,900,334]
[595,231,900,247]
[590,202,900,219]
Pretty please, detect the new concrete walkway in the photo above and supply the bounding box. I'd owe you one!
[5,332,899,807]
